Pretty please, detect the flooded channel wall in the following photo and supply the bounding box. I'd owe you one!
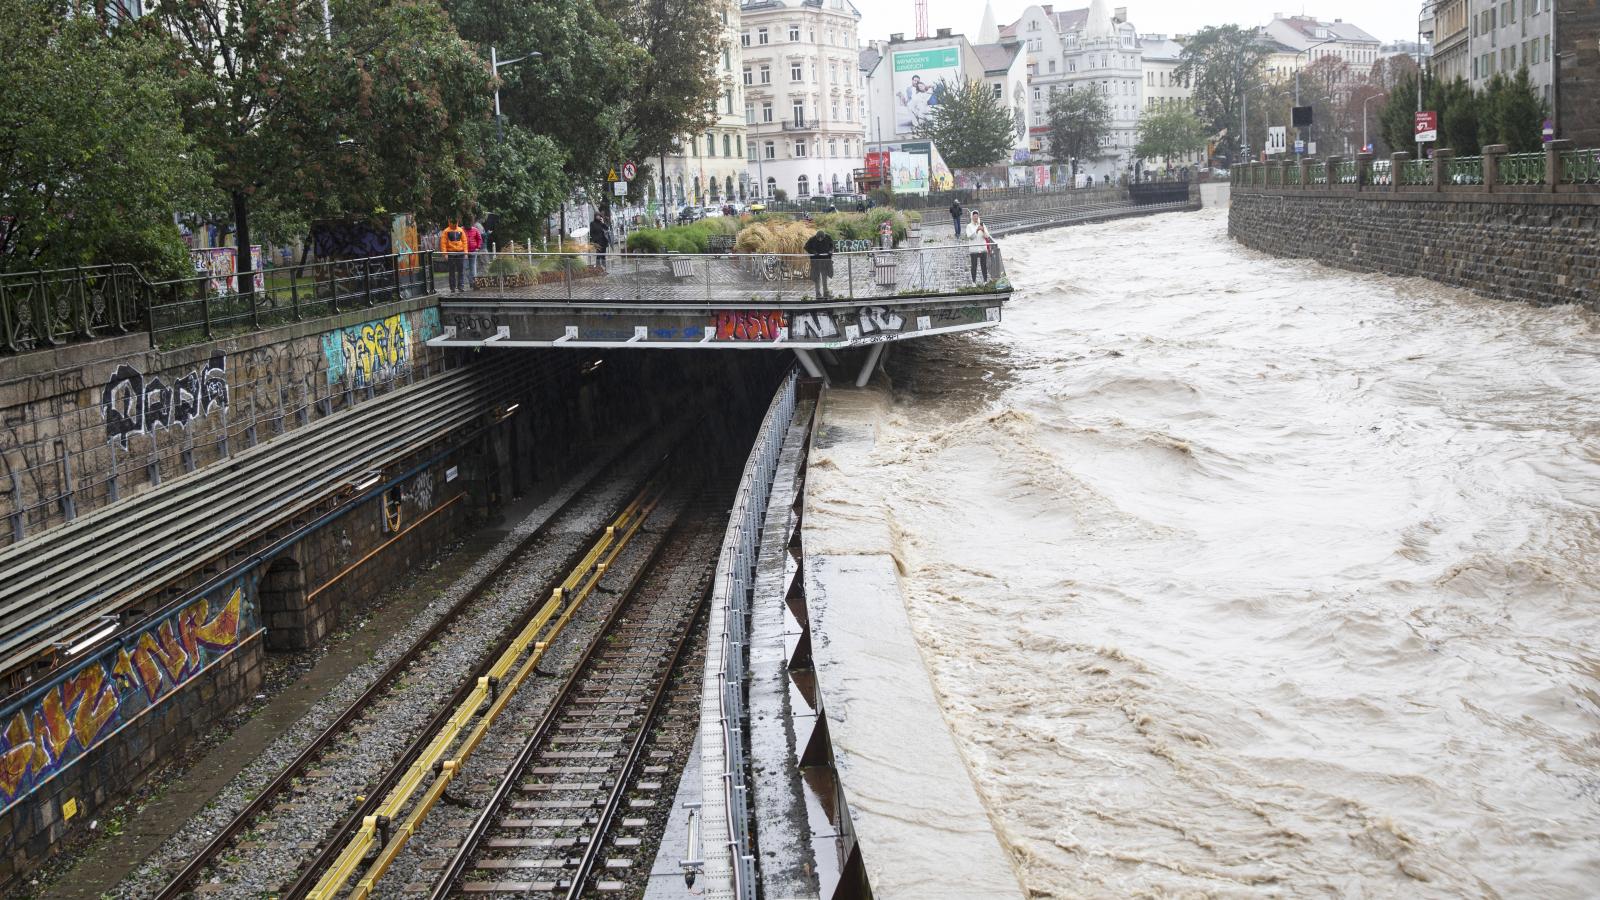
[1229,179,1599,309]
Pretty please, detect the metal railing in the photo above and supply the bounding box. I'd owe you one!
[706,368,799,899]
[1334,159,1359,184]
[446,245,1009,304]
[148,252,431,346]
[1401,158,1433,186]
[1499,152,1547,186]
[1368,159,1393,185]
[1562,148,1600,184]
[0,264,145,353]
[1,252,432,354]
[1446,155,1484,185]
[1286,165,1303,186]
[1309,162,1329,185]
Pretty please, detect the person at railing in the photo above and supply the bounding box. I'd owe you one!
[467,221,484,288]
[966,211,993,283]
[949,198,964,239]
[441,221,468,291]
[804,228,835,299]
[589,210,612,269]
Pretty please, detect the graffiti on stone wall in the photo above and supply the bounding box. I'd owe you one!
[0,580,258,813]
[713,310,785,342]
[312,221,393,261]
[321,309,441,387]
[405,469,436,511]
[102,353,229,449]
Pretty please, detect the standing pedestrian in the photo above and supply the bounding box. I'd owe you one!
[804,227,835,299]
[965,211,992,283]
[466,220,484,288]
[440,221,468,291]
[589,210,611,268]
[949,198,964,240]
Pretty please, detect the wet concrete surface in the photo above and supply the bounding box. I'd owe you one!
[803,387,1025,899]
[35,491,555,900]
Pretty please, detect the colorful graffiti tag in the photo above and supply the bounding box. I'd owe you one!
[190,246,264,295]
[321,309,441,387]
[0,581,258,814]
[713,310,785,342]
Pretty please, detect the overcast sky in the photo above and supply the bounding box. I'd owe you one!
[855,1,1426,47]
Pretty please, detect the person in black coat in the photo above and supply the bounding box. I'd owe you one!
[949,199,964,239]
[589,212,611,267]
[804,229,835,299]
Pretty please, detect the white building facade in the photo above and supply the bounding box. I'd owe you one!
[740,0,868,201]
[1464,0,1555,103]
[658,0,748,208]
[1007,1,1144,182]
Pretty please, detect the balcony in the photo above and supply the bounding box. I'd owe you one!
[782,118,816,132]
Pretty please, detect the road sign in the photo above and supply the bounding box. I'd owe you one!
[1291,106,1314,128]
[614,181,628,197]
[1267,126,1287,155]
[1543,118,1555,143]
[606,168,619,182]
[1415,110,1438,143]
[1294,139,1306,156]
[622,161,638,180]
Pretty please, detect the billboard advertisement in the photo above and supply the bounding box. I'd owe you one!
[892,47,961,135]
[890,150,929,194]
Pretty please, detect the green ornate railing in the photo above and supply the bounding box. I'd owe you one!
[1286,165,1302,186]
[1368,159,1393,185]
[1562,149,1600,184]
[1334,160,1359,184]
[1499,152,1546,186]
[1447,155,1484,185]
[1400,159,1432,186]
[1309,163,1329,185]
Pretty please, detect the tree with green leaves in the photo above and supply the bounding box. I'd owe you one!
[1135,107,1207,169]
[613,0,728,168]
[1175,25,1268,140]
[450,0,640,195]
[0,0,206,274]
[1480,68,1546,152]
[911,78,1017,169]
[1045,87,1111,174]
[469,122,570,241]
[157,0,488,291]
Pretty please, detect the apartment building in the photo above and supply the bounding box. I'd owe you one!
[740,0,869,200]
[659,0,749,207]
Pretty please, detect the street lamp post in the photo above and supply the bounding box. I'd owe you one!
[490,46,542,142]
[1362,92,1383,152]
[1294,37,1337,155]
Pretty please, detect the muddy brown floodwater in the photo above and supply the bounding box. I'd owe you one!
[825,209,1600,897]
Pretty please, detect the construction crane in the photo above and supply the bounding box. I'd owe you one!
[915,0,929,38]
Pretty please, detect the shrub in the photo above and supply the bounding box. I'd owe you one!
[662,231,700,254]
[626,229,666,253]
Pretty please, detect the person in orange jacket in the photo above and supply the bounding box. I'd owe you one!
[440,221,468,291]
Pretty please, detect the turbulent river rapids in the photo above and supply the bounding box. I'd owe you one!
[835,209,1600,897]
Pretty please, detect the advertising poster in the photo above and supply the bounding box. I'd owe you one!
[892,47,961,135]
[391,213,419,272]
[890,150,929,194]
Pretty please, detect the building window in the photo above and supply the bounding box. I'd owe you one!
[828,139,837,157]
[762,101,773,122]
[743,67,753,86]
[793,100,805,123]
[758,27,769,45]
[993,83,1003,99]
[789,24,800,41]
[706,134,715,156]
[745,104,755,124]
[794,141,807,158]
[742,32,750,47]
[1048,60,1057,73]
[791,62,803,82]
[724,134,732,157]
[797,175,809,196]
[760,65,771,84]
[765,140,776,160]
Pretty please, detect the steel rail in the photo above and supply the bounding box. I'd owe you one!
[423,498,710,900]
[151,427,662,900]
[0,358,525,677]
[314,477,692,900]
[563,573,711,898]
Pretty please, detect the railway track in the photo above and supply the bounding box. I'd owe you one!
[152,427,680,900]
[420,494,723,899]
